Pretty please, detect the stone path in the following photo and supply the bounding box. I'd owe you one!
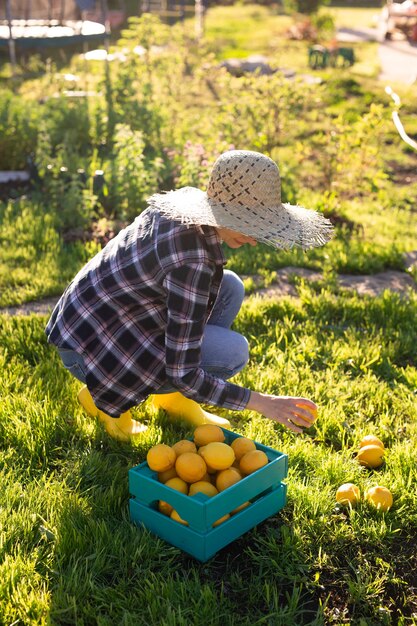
[254,267,416,299]
[379,39,417,84]
[1,259,416,317]
[1,296,61,317]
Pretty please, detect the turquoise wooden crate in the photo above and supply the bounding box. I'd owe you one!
[130,483,287,562]
[128,428,288,561]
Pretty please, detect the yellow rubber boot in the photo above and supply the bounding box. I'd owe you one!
[151,392,231,427]
[78,385,147,441]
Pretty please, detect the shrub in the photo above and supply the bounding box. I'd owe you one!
[105,124,165,222]
[0,90,40,170]
[35,129,97,233]
[42,97,93,159]
[305,104,388,196]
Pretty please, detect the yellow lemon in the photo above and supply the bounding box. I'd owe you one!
[359,435,385,450]
[336,483,361,506]
[172,439,197,456]
[239,449,268,475]
[295,403,318,424]
[230,437,256,461]
[165,477,189,494]
[231,501,250,514]
[158,501,174,516]
[194,424,225,447]
[147,444,176,472]
[175,452,207,483]
[356,444,385,469]
[365,486,393,511]
[170,509,188,525]
[212,513,230,527]
[158,477,188,516]
[215,467,242,492]
[188,481,219,497]
[200,442,235,470]
[157,467,177,483]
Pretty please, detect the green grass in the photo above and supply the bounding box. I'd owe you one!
[1,288,417,624]
[203,4,380,76]
[327,6,379,30]
[0,199,101,308]
[203,5,379,51]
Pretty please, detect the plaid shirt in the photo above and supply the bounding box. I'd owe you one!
[46,208,250,417]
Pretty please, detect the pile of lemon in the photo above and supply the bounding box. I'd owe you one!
[146,425,268,527]
[336,435,393,512]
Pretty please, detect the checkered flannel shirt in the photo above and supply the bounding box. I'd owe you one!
[46,208,251,417]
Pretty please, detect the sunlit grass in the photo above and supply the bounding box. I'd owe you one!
[1,285,417,623]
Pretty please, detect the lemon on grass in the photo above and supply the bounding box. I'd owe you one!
[230,437,256,461]
[158,477,188,516]
[175,452,207,483]
[200,442,235,470]
[239,449,268,475]
[170,509,189,525]
[356,444,385,469]
[215,467,242,492]
[359,435,385,450]
[147,444,176,472]
[194,424,225,447]
[172,439,197,456]
[365,486,393,511]
[188,481,219,497]
[336,483,361,506]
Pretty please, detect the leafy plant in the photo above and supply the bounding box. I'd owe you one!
[106,124,165,221]
[306,104,388,196]
[0,90,40,170]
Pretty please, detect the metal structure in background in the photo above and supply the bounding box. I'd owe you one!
[138,0,203,32]
[5,0,16,74]
[0,0,107,67]
[0,0,206,72]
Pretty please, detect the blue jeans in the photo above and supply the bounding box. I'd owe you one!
[58,269,249,391]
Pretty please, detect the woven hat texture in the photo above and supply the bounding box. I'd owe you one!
[148,150,334,250]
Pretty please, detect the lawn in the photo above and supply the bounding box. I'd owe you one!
[1,289,417,624]
[1,3,417,625]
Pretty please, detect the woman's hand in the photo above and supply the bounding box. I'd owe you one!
[246,391,317,434]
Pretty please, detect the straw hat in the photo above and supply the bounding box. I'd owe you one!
[148,150,334,250]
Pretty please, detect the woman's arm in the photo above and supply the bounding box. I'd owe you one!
[164,262,250,410]
[164,263,318,432]
[246,392,317,433]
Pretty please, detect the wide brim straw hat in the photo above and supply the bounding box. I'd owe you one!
[147,150,334,250]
